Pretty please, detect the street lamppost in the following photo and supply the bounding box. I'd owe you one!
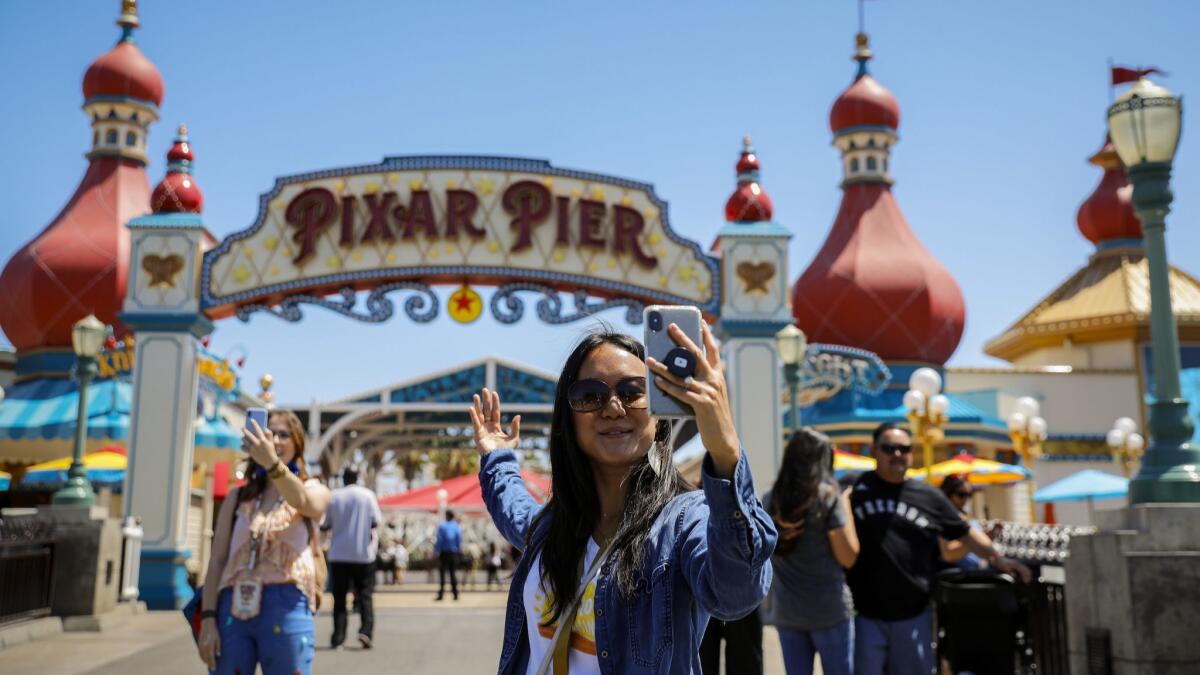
[1007,396,1048,466]
[53,314,107,507]
[903,367,950,478]
[775,325,807,437]
[1107,417,1147,479]
[1107,76,1199,503]
[1008,396,1048,520]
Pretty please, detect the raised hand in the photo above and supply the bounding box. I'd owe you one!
[646,321,741,478]
[242,419,279,470]
[468,387,522,455]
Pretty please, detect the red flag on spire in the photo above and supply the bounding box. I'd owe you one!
[1112,66,1165,85]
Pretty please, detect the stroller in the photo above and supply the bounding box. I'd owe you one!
[934,568,1035,675]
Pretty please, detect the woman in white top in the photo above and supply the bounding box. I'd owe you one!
[197,410,331,674]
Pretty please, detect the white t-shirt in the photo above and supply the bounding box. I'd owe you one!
[523,538,603,675]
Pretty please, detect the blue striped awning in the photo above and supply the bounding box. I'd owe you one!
[0,378,241,450]
[0,379,131,441]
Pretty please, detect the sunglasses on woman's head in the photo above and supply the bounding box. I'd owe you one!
[567,377,649,413]
[878,442,912,455]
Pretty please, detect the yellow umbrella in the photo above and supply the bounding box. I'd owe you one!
[834,449,876,474]
[21,447,127,486]
[918,452,1031,486]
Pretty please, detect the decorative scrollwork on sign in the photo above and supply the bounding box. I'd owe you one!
[795,343,892,407]
[490,284,646,325]
[235,282,438,324]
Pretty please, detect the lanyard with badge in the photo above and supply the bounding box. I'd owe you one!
[231,493,285,620]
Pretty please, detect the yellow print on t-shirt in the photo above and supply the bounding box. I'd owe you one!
[533,578,598,655]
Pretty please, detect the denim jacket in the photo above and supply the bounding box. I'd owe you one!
[480,447,777,674]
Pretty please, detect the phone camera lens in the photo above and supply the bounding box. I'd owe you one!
[648,311,662,331]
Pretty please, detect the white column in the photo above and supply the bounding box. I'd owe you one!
[713,221,793,491]
[121,213,213,609]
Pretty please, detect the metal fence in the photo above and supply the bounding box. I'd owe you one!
[993,522,1092,675]
[0,518,56,625]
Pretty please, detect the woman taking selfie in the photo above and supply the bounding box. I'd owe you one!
[196,411,331,674]
[762,429,859,675]
[470,323,777,674]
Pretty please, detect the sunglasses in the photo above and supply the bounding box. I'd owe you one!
[567,377,648,413]
[878,443,913,455]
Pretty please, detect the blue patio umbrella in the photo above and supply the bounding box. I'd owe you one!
[1033,469,1128,503]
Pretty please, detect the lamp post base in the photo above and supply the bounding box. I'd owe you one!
[1129,399,1200,504]
[52,476,97,506]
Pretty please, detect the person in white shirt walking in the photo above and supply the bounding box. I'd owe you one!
[324,467,382,650]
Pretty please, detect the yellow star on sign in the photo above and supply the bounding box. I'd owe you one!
[271,198,285,210]
[620,196,632,207]
[448,286,484,324]
[334,180,346,192]
[552,249,566,263]
[386,253,398,264]
[446,179,458,189]
[409,178,424,191]
[647,232,661,245]
[327,256,342,269]
[591,188,605,200]
[263,236,279,250]
[388,173,400,184]
[487,241,500,253]
[364,182,379,194]
[677,266,694,282]
[233,266,251,283]
[478,178,495,195]
[543,178,554,188]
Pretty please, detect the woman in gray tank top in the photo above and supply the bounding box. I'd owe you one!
[761,429,859,675]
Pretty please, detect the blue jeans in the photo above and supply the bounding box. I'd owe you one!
[853,609,933,675]
[777,618,854,675]
[214,584,315,675]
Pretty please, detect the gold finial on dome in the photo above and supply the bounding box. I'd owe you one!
[118,0,140,29]
[854,32,873,66]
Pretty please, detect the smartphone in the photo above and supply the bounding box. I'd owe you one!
[644,305,704,419]
[245,407,268,434]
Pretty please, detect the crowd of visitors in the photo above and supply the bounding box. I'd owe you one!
[190,325,1039,674]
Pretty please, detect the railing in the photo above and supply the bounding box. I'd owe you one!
[0,518,56,625]
[993,522,1091,675]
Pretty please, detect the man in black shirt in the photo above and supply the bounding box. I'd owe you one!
[846,422,1030,675]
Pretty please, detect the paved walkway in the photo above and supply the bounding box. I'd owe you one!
[1,584,799,674]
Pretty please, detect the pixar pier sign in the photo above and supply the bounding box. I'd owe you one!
[200,156,720,323]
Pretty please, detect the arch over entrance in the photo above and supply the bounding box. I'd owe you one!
[199,156,720,326]
[119,153,794,608]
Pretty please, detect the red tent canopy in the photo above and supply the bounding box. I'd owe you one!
[379,471,551,512]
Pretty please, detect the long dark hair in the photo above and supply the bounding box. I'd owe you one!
[769,428,837,555]
[238,410,310,504]
[529,330,692,626]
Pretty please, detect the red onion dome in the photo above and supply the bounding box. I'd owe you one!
[829,34,900,133]
[724,136,774,222]
[1076,135,1141,245]
[0,159,150,351]
[81,2,163,107]
[151,125,203,214]
[791,184,965,364]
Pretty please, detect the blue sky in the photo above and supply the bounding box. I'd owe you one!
[2,1,1198,405]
